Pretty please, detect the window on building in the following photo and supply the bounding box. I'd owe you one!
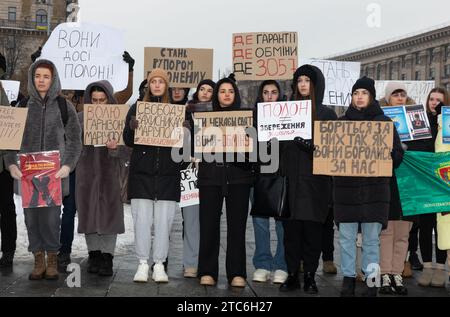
[429,48,435,65]
[446,83,450,92]
[376,64,382,79]
[36,9,48,28]
[401,74,406,80]
[8,7,17,21]
[429,67,435,80]
[401,56,406,68]
[389,61,395,79]
[415,52,421,65]
[445,65,450,77]
[447,45,450,61]
[415,71,421,80]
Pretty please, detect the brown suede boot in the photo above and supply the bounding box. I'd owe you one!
[45,251,59,280]
[29,251,46,280]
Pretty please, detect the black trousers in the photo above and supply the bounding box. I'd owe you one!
[419,213,447,264]
[283,219,323,274]
[408,221,419,253]
[0,169,16,253]
[321,208,335,262]
[198,184,251,282]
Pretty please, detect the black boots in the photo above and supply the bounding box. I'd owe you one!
[57,252,71,273]
[303,272,318,294]
[340,276,356,297]
[99,253,114,276]
[87,250,102,274]
[0,251,14,268]
[88,251,114,276]
[279,273,301,292]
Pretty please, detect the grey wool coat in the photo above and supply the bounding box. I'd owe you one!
[76,80,126,235]
[4,59,82,196]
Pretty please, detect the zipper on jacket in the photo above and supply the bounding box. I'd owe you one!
[40,99,47,151]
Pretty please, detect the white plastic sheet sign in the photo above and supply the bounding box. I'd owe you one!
[179,167,199,208]
[40,22,128,91]
[0,80,20,104]
[299,58,361,107]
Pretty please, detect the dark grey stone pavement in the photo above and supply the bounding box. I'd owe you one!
[1,208,449,297]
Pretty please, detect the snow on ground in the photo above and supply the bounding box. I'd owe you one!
[13,195,135,259]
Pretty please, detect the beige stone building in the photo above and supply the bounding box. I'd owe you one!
[330,23,450,92]
[0,0,77,87]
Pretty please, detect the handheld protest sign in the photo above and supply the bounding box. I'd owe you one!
[313,120,394,177]
[0,106,28,150]
[0,80,20,104]
[299,59,361,107]
[194,111,254,153]
[134,102,185,148]
[232,32,298,81]
[40,22,128,91]
[257,100,312,142]
[83,104,128,146]
[144,48,213,88]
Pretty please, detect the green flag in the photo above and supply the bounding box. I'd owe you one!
[396,151,450,216]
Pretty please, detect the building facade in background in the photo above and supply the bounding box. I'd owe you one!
[0,0,78,86]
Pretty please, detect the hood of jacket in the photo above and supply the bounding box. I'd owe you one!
[291,64,325,105]
[212,77,242,111]
[83,80,118,105]
[28,59,61,102]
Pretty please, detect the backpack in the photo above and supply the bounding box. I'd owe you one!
[18,95,69,127]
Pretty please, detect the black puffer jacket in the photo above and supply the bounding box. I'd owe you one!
[282,65,337,223]
[197,77,254,191]
[123,96,183,202]
[333,101,404,229]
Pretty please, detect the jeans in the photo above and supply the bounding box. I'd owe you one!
[252,216,287,272]
[59,171,76,254]
[339,222,382,278]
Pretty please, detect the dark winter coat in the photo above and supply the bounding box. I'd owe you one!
[333,101,404,229]
[282,66,337,223]
[197,77,254,191]
[123,96,183,202]
[4,59,82,196]
[76,80,125,234]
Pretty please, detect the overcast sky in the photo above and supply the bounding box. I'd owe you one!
[77,0,450,98]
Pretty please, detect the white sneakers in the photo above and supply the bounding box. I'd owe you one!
[273,270,288,284]
[133,263,149,283]
[152,263,169,283]
[252,269,271,282]
[252,269,288,284]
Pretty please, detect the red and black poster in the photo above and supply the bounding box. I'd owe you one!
[19,151,62,209]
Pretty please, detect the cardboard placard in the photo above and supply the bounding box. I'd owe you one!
[0,106,28,150]
[194,111,254,153]
[382,104,432,142]
[83,104,128,146]
[0,80,20,104]
[134,102,185,148]
[144,48,213,88]
[40,22,128,91]
[232,32,298,81]
[179,167,199,208]
[299,59,361,107]
[375,81,435,107]
[443,107,450,144]
[313,121,393,177]
[257,100,312,141]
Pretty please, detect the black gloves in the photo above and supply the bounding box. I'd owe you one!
[123,51,135,72]
[31,47,42,63]
[294,137,315,153]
